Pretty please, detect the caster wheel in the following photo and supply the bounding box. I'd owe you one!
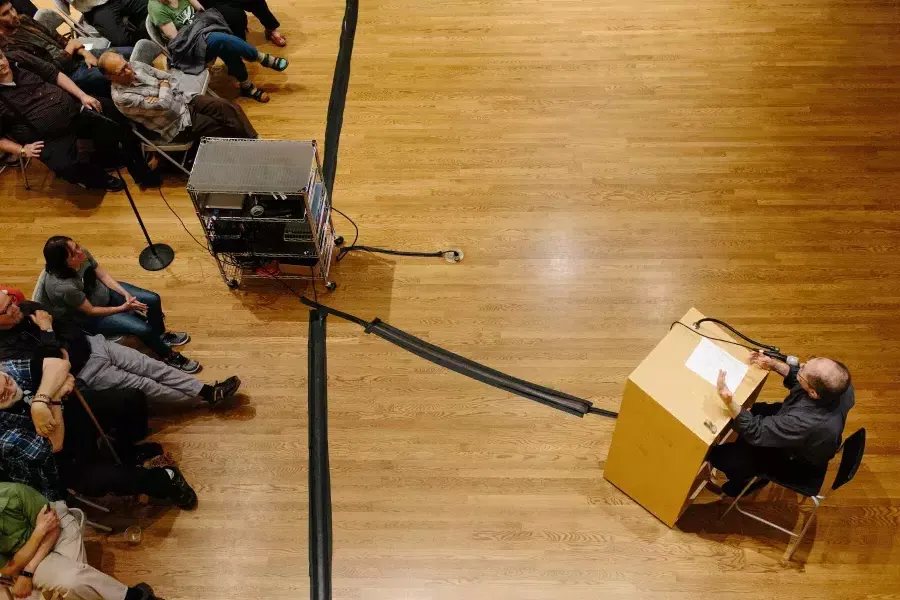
[325,281,338,291]
[334,236,345,246]
[227,279,240,289]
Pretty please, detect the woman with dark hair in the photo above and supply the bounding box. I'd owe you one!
[41,236,200,373]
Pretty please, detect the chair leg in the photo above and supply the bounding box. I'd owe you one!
[19,157,29,190]
[720,476,758,520]
[783,496,821,561]
[86,519,113,534]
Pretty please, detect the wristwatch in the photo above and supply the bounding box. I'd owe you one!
[18,146,26,158]
[19,570,34,579]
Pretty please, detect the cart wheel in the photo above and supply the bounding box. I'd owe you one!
[334,236,345,246]
[227,279,240,289]
[325,281,338,291]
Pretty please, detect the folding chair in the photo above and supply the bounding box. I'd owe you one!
[33,9,109,51]
[721,428,866,561]
[0,152,30,190]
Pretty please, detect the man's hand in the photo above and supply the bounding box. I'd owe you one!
[20,142,44,159]
[82,51,98,68]
[749,351,777,371]
[31,402,58,437]
[716,369,733,403]
[80,95,103,113]
[12,574,33,598]
[29,310,53,331]
[55,374,76,400]
[160,79,170,88]
[34,505,59,536]
[63,39,84,57]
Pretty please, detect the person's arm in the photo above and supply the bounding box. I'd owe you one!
[0,138,43,159]
[189,0,205,11]
[716,369,808,448]
[54,71,103,113]
[0,490,56,577]
[160,21,179,40]
[25,308,63,354]
[149,66,172,80]
[0,528,47,577]
[74,297,137,317]
[93,265,129,299]
[12,523,58,597]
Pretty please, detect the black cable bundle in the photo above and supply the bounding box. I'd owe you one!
[322,0,359,198]
[308,309,333,600]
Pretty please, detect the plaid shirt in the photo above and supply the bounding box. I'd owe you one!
[111,62,193,142]
[0,360,62,501]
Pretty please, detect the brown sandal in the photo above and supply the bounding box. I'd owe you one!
[265,29,287,47]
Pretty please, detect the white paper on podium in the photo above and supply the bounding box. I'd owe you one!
[685,338,748,392]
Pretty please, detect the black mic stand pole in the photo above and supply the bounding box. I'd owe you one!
[86,106,175,271]
[115,164,175,271]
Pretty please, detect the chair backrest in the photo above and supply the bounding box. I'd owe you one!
[832,428,866,491]
[132,39,164,67]
[33,9,65,32]
[145,15,170,52]
[31,270,48,304]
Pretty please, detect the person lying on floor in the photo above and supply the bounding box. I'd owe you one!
[0,356,198,510]
[0,483,164,600]
[0,290,240,405]
[0,49,159,192]
[41,236,201,373]
[99,50,257,143]
[0,0,132,99]
[148,0,288,103]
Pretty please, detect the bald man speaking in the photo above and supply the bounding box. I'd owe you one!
[711,351,855,497]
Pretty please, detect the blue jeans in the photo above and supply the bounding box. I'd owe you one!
[86,282,171,357]
[205,32,258,82]
[70,46,133,99]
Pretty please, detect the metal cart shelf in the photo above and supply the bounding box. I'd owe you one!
[186,138,342,290]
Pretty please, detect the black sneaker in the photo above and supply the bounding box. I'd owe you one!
[167,467,198,510]
[78,174,126,192]
[164,351,201,374]
[129,583,164,600]
[206,376,241,406]
[162,332,191,347]
[129,442,164,465]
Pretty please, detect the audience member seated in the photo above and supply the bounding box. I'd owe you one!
[0,289,241,405]
[55,0,149,47]
[0,0,132,99]
[42,237,205,373]
[0,356,199,510]
[99,50,257,142]
[0,483,164,600]
[8,0,33,17]
[204,0,285,46]
[148,0,288,103]
[0,50,160,191]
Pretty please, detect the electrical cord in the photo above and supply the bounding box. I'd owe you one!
[669,321,759,351]
[331,205,461,263]
[693,317,779,352]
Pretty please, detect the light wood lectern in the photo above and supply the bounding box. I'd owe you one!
[604,308,769,527]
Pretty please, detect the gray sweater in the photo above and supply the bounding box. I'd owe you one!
[734,366,855,467]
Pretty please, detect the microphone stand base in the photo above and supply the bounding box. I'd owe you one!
[139,244,175,271]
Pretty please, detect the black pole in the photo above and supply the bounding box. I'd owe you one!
[322,0,359,198]
[115,165,174,271]
[308,309,333,600]
[83,107,174,271]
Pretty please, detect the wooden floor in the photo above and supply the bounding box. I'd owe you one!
[4,0,900,597]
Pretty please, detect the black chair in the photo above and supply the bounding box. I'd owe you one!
[721,428,866,561]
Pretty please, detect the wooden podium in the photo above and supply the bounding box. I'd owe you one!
[604,308,769,527]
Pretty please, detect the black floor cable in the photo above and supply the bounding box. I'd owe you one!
[300,297,618,419]
[308,309,332,600]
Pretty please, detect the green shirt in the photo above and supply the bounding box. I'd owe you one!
[0,483,48,564]
[148,0,196,39]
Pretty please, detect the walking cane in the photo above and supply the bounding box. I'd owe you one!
[72,387,123,466]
